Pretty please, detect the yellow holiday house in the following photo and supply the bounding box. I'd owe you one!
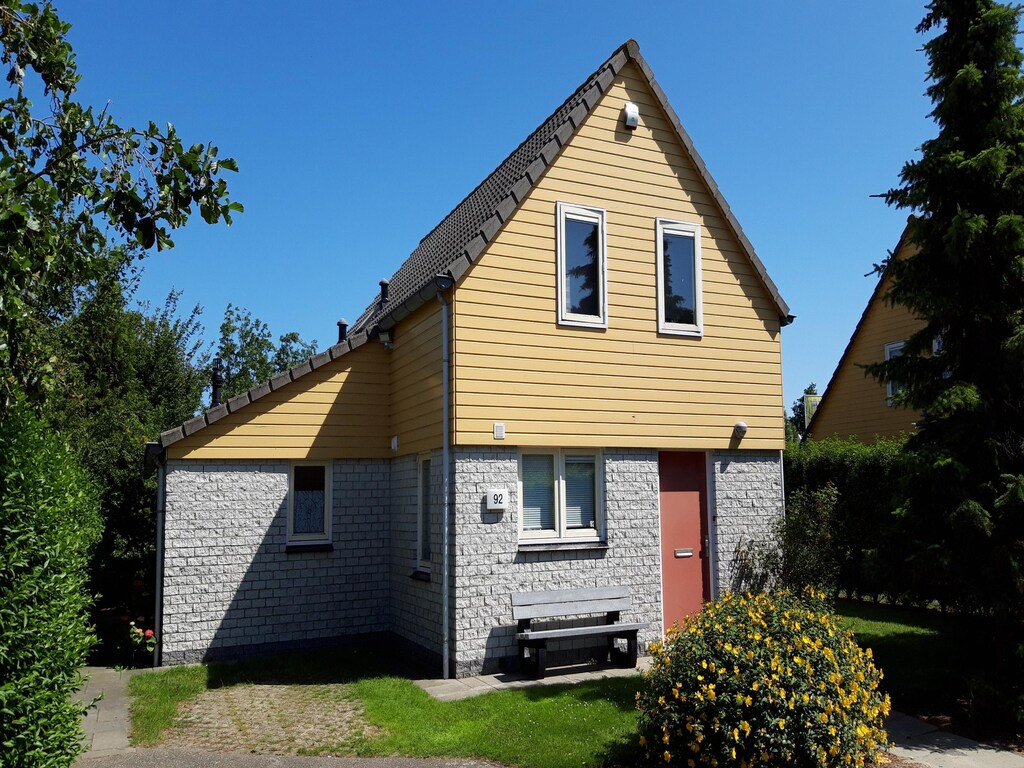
[807,223,925,442]
[149,40,792,677]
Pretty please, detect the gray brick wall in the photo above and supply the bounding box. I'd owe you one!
[162,459,390,664]
[389,452,443,658]
[450,447,662,677]
[710,450,784,593]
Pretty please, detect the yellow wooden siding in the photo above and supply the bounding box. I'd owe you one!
[390,301,444,455]
[809,246,924,442]
[451,61,784,450]
[167,343,392,460]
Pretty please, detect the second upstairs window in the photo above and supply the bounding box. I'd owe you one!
[557,203,607,328]
[656,218,703,336]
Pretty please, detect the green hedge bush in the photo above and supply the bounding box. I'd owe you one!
[0,400,102,767]
[637,590,890,767]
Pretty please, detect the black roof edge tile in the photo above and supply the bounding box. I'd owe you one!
[448,255,471,283]
[554,121,574,147]
[348,330,369,350]
[608,49,628,74]
[290,360,312,378]
[269,371,292,390]
[511,176,532,204]
[328,341,350,359]
[567,102,588,129]
[525,157,547,185]
[250,382,271,401]
[182,415,207,437]
[595,67,614,93]
[226,393,250,413]
[496,195,516,223]
[582,85,601,110]
[464,234,487,262]
[540,138,560,165]
[206,404,229,423]
[310,350,332,370]
[480,214,502,243]
[160,426,185,447]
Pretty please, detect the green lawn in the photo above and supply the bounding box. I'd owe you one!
[129,649,642,768]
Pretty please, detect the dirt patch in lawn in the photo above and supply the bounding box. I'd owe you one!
[159,682,381,755]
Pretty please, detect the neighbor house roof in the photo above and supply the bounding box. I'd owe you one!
[159,39,791,450]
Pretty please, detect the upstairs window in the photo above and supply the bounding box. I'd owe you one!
[289,463,331,544]
[557,203,607,327]
[656,218,702,336]
[519,450,603,541]
[885,341,906,404]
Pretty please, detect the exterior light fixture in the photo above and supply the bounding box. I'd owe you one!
[623,102,639,130]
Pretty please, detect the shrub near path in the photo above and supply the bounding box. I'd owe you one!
[638,590,890,767]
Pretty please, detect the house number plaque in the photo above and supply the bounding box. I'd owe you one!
[486,489,508,511]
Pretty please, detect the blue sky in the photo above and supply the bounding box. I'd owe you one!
[60,2,935,410]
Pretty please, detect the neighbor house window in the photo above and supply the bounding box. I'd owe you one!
[519,450,603,541]
[656,218,702,336]
[556,202,607,327]
[417,457,431,568]
[885,341,906,404]
[288,463,331,544]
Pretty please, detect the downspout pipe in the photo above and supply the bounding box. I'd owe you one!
[434,273,455,679]
[145,442,166,667]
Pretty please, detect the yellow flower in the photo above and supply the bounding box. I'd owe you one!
[778,720,786,730]
[663,750,672,763]
[640,736,647,747]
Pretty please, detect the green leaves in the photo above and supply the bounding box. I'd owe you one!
[0,0,241,408]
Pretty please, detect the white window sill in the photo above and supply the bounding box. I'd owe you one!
[517,539,608,553]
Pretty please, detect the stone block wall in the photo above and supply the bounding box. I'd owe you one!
[710,450,784,593]
[450,447,662,677]
[389,452,443,659]
[162,459,390,664]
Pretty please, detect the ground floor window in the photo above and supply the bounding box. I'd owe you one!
[519,450,603,541]
[289,463,331,544]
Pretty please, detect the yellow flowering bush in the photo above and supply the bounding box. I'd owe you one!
[636,590,890,767]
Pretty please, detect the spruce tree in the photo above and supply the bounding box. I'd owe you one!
[872,0,1024,649]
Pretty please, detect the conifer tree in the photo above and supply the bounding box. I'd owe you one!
[871,0,1024,637]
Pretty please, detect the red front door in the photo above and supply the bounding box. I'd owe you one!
[659,451,710,631]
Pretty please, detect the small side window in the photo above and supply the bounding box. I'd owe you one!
[885,341,906,404]
[417,457,432,568]
[289,463,331,543]
[656,218,702,336]
[556,202,607,327]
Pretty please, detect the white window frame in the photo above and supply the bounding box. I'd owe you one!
[556,202,608,328]
[288,461,332,544]
[417,456,432,570]
[656,218,703,337]
[517,449,604,542]
[885,341,906,404]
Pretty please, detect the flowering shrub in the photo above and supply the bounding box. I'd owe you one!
[636,590,890,767]
[128,621,158,654]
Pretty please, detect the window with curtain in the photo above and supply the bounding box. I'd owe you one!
[519,450,602,540]
[289,463,330,543]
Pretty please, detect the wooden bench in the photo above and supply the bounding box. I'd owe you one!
[511,586,648,679]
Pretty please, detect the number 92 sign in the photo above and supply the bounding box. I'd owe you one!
[486,488,509,511]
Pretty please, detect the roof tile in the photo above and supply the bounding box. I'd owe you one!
[227,393,250,413]
[182,415,207,437]
[206,404,229,423]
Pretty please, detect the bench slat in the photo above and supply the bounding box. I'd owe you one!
[517,622,648,641]
[513,596,632,621]
[511,585,629,608]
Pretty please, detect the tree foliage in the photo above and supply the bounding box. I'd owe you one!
[786,382,818,444]
[217,303,317,400]
[45,277,207,582]
[868,0,1024,622]
[0,0,240,407]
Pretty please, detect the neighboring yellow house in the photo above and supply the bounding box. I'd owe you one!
[807,223,924,442]
[150,40,792,677]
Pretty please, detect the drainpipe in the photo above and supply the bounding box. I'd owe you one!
[435,274,455,679]
[146,442,167,667]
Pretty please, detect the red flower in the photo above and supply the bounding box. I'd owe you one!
[144,629,154,638]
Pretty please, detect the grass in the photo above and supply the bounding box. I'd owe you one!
[129,648,642,768]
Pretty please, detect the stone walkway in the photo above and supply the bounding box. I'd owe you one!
[76,663,1024,768]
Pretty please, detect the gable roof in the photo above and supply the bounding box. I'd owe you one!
[805,219,914,438]
[160,39,791,450]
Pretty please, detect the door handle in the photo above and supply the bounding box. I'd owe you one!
[674,548,694,558]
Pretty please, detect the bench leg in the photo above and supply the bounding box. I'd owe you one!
[605,636,616,664]
[535,645,547,679]
[625,632,638,668]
